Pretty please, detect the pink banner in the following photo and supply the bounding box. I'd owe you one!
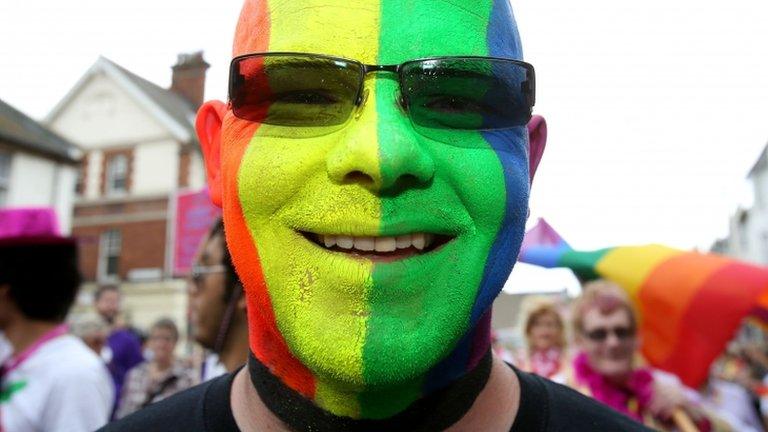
[173,189,221,275]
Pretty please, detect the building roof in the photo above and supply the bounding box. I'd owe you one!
[748,143,768,179]
[46,57,197,144]
[0,98,82,164]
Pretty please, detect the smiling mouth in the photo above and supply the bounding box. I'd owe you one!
[302,232,453,262]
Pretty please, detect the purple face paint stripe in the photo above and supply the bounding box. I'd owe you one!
[468,310,493,369]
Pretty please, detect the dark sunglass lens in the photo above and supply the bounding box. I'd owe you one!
[586,329,608,342]
[230,55,362,126]
[402,58,534,131]
[614,327,635,340]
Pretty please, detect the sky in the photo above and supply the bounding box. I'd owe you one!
[1,0,768,258]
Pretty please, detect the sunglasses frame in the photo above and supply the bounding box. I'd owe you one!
[228,51,536,127]
[583,326,636,343]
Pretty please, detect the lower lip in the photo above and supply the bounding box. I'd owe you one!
[321,245,425,263]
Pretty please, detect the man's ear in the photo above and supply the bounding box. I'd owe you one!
[527,115,547,184]
[196,101,228,207]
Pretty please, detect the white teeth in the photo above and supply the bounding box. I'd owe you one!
[396,235,411,249]
[374,237,397,252]
[317,233,437,253]
[412,233,426,250]
[354,237,375,251]
[337,236,354,249]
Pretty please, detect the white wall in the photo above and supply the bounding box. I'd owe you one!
[6,152,77,233]
[188,151,206,190]
[49,73,169,148]
[133,140,179,195]
[753,169,768,211]
[52,165,77,234]
[85,150,103,199]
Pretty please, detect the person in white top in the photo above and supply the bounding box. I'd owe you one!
[0,208,114,432]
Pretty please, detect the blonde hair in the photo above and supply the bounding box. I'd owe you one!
[523,299,566,350]
[571,280,636,335]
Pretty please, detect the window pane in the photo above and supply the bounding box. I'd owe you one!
[101,230,122,278]
[106,256,120,276]
[107,154,128,194]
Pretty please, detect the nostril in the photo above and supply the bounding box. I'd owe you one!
[343,171,375,186]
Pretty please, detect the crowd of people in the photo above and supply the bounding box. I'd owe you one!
[0,211,248,431]
[4,209,768,431]
[2,0,766,430]
[503,281,768,432]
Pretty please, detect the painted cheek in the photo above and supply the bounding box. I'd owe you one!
[236,101,382,409]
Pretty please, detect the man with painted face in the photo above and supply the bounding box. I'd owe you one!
[104,1,653,430]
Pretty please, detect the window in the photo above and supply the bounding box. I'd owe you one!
[99,229,122,280]
[106,154,128,195]
[75,162,86,195]
[0,151,11,206]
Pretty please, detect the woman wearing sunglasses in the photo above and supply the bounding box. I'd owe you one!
[571,281,728,431]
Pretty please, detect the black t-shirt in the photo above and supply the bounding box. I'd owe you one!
[100,367,654,431]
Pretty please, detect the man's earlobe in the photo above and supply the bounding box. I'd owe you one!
[196,101,228,207]
[527,115,547,184]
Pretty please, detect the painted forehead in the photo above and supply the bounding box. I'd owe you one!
[234,0,523,61]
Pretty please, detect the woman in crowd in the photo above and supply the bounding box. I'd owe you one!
[570,280,727,431]
[514,299,569,383]
[116,318,196,419]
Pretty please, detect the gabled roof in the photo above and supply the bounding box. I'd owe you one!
[748,143,768,179]
[46,57,197,144]
[0,98,82,164]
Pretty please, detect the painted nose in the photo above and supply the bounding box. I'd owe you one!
[327,81,435,193]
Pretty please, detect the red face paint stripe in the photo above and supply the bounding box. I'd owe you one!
[227,0,316,398]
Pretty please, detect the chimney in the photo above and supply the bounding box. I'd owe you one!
[170,51,210,110]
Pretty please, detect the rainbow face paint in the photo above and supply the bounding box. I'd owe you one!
[213,0,532,419]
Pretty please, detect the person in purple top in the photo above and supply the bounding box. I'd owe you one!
[94,285,144,417]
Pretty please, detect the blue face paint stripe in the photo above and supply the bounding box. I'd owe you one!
[470,0,528,325]
[423,0,528,393]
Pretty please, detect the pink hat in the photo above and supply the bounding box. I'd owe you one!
[0,208,72,246]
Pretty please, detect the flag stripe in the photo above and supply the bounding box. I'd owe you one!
[658,262,768,385]
[638,252,730,365]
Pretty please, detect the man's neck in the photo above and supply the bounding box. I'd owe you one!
[219,317,249,372]
[3,318,59,357]
[231,352,520,432]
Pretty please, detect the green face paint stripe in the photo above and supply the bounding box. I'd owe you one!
[360,0,502,418]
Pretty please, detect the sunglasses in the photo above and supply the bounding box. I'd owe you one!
[584,326,635,343]
[228,52,535,139]
[189,264,226,287]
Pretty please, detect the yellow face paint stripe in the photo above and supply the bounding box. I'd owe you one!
[236,0,383,417]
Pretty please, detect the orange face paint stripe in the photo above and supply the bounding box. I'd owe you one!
[225,1,317,398]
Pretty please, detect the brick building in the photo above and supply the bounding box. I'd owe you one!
[46,53,210,334]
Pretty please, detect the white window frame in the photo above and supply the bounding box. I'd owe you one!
[105,154,128,196]
[98,229,122,282]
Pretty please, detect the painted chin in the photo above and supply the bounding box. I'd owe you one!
[300,231,454,263]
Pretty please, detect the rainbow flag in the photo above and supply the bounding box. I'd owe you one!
[519,222,768,387]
